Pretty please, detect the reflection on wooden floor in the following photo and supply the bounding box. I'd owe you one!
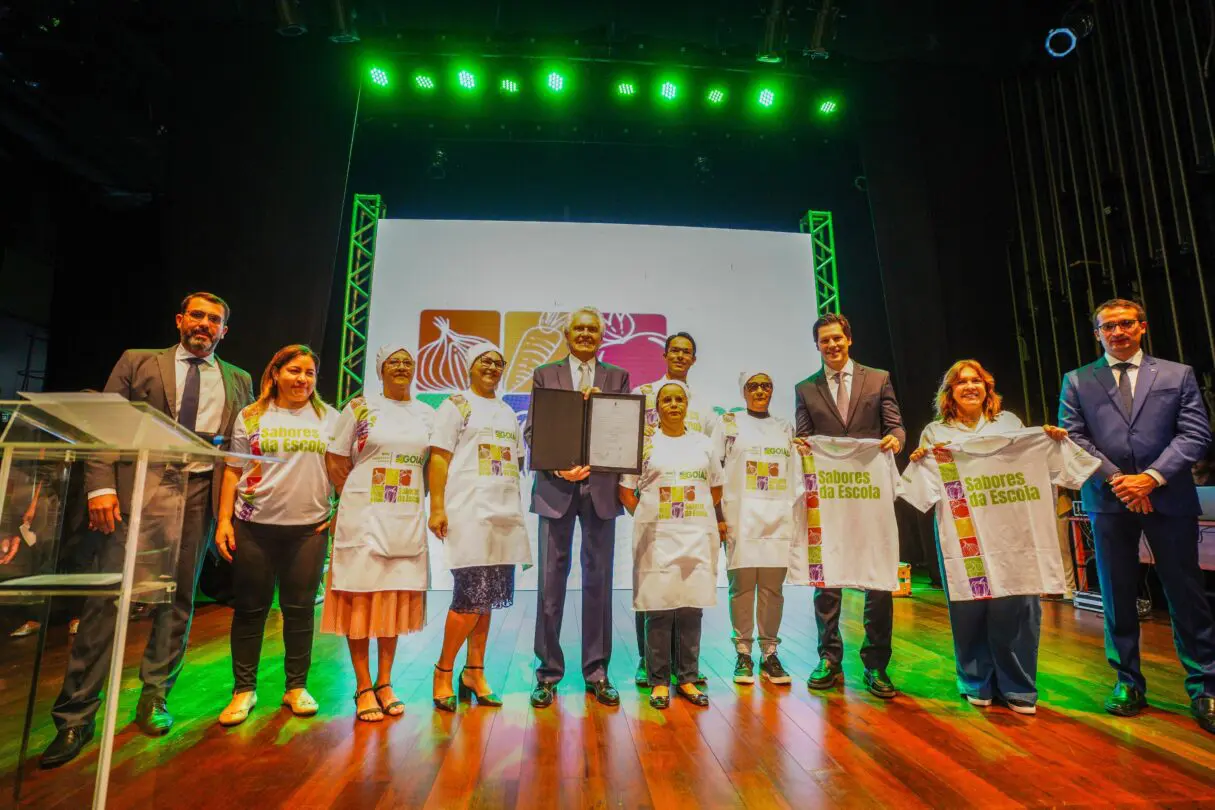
[2,582,1214,808]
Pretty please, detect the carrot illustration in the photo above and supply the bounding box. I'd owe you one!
[504,311,566,393]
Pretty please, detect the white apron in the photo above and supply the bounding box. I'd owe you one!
[437,393,532,570]
[331,397,432,592]
[629,431,722,611]
[715,413,808,582]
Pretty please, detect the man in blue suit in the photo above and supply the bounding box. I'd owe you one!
[525,307,630,708]
[1059,298,1215,734]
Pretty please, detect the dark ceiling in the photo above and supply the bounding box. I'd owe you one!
[0,0,1067,195]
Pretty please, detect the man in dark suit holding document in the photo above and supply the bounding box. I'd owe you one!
[525,307,630,708]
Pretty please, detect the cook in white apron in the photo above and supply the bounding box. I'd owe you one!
[426,341,531,712]
[322,343,431,722]
[620,379,724,708]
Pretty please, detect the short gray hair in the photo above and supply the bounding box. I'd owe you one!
[565,306,604,334]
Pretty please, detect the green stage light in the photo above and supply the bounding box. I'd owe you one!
[457,70,476,90]
[617,82,636,96]
[500,78,520,94]
[706,87,726,105]
[659,81,679,101]
[414,73,436,90]
[547,72,565,92]
[819,99,838,114]
[369,67,389,88]
[757,88,776,108]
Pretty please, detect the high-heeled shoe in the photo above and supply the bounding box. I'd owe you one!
[458,665,503,707]
[433,665,457,713]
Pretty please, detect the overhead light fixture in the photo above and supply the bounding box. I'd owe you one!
[706,87,727,105]
[818,99,838,114]
[274,0,307,37]
[757,88,776,108]
[368,67,389,88]
[659,81,678,101]
[500,78,520,94]
[413,73,436,90]
[547,72,565,92]
[328,0,359,43]
[457,70,476,90]
[757,0,787,63]
[617,81,637,97]
[1045,5,1094,58]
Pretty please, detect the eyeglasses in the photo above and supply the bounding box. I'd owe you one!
[185,309,224,326]
[1097,319,1142,334]
[383,359,414,369]
[477,358,506,370]
[744,382,774,392]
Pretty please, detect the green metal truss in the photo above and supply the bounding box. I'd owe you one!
[800,210,839,316]
[337,194,386,408]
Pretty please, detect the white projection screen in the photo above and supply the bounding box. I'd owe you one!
[365,219,822,590]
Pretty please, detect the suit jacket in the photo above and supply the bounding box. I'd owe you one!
[1058,354,1211,515]
[524,356,631,520]
[84,346,255,514]
[794,362,907,446]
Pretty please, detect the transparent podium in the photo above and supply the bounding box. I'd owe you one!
[0,393,246,808]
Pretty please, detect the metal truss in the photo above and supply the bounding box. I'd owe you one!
[337,194,386,408]
[800,209,839,316]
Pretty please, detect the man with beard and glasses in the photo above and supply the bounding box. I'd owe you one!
[40,292,254,769]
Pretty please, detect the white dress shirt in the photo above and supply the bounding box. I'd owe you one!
[1103,349,1164,486]
[571,355,597,390]
[825,358,854,418]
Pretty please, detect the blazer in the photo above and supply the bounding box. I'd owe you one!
[84,346,255,514]
[1058,354,1211,515]
[793,361,907,446]
[523,356,632,521]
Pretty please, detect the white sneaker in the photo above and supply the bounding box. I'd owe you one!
[965,694,992,707]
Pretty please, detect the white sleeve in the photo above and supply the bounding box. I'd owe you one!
[226,410,250,468]
[898,457,940,513]
[327,403,358,458]
[1049,436,1102,490]
[430,400,462,454]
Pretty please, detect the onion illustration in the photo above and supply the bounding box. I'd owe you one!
[416,316,484,391]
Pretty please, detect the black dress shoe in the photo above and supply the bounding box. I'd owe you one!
[806,658,843,690]
[675,684,709,707]
[863,668,897,699]
[1190,696,1214,734]
[135,696,173,736]
[39,725,94,769]
[530,681,556,709]
[586,679,620,706]
[1104,682,1147,717]
[634,659,649,687]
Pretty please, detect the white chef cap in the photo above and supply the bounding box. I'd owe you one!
[375,344,415,380]
[738,370,775,398]
[464,341,504,372]
[654,379,691,400]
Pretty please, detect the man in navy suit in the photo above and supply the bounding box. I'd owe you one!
[524,307,630,708]
[1059,298,1215,733]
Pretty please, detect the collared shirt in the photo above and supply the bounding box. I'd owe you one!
[571,356,597,390]
[825,358,855,414]
[1102,349,1164,487]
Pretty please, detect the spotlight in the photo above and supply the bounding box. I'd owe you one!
[328,0,359,43]
[757,0,787,63]
[706,87,727,105]
[659,81,678,101]
[617,82,637,97]
[414,73,436,90]
[818,99,838,114]
[1045,28,1077,58]
[500,78,520,94]
[1045,6,1094,58]
[457,70,476,90]
[274,0,307,36]
[547,72,565,92]
[369,67,389,88]
[757,88,776,108]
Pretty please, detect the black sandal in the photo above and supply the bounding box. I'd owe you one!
[433,666,456,713]
[354,687,384,722]
[374,682,405,716]
[458,666,503,707]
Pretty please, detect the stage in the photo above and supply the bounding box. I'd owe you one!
[3,583,1213,808]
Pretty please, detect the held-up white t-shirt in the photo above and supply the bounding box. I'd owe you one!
[799,436,902,591]
[228,402,338,525]
[900,427,1099,601]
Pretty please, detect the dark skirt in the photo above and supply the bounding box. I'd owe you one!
[449,565,515,615]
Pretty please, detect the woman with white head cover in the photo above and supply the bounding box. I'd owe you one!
[711,370,808,687]
[321,344,433,722]
[619,379,725,710]
[427,341,531,712]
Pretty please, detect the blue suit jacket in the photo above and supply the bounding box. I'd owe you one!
[1058,354,1211,515]
[523,356,631,521]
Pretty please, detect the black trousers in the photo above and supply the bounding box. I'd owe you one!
[645,608,702,687]
[814,587,893,670]
[635,611,687,665]
[230,519,326,693]
[53,474,213,730]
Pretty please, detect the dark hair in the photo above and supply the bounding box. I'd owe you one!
[180,291,230,322]
[248,344,326,418]
[664,332,697,355]
[1092,298,1147,328]
[812,313,852,343]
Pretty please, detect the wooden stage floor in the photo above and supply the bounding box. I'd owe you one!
[2,583,1213,809]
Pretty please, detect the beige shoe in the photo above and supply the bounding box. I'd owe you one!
[219,692,257,726]
[282,688,319,717]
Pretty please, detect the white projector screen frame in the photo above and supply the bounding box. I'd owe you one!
[365,219,822,590]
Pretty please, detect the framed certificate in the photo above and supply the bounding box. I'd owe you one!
[528,389,645,474]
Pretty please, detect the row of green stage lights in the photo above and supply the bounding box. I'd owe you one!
[367,65,840,115]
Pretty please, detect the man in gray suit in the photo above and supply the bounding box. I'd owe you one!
[794,312,905,699]
[525,307,630,708]
[41,292,254,768]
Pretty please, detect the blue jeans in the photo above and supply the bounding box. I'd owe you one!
[936,521,1042,702]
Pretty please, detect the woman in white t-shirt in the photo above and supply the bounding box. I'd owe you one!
[427,342,530,712]
[620,380,725,710]
[711,370,806,687]
[910,359,1068,716]
[321,344,432,722]
[214,345,338,726]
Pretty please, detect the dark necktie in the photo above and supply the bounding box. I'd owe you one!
[179,357,206,432]
[1114,362,1134,418]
